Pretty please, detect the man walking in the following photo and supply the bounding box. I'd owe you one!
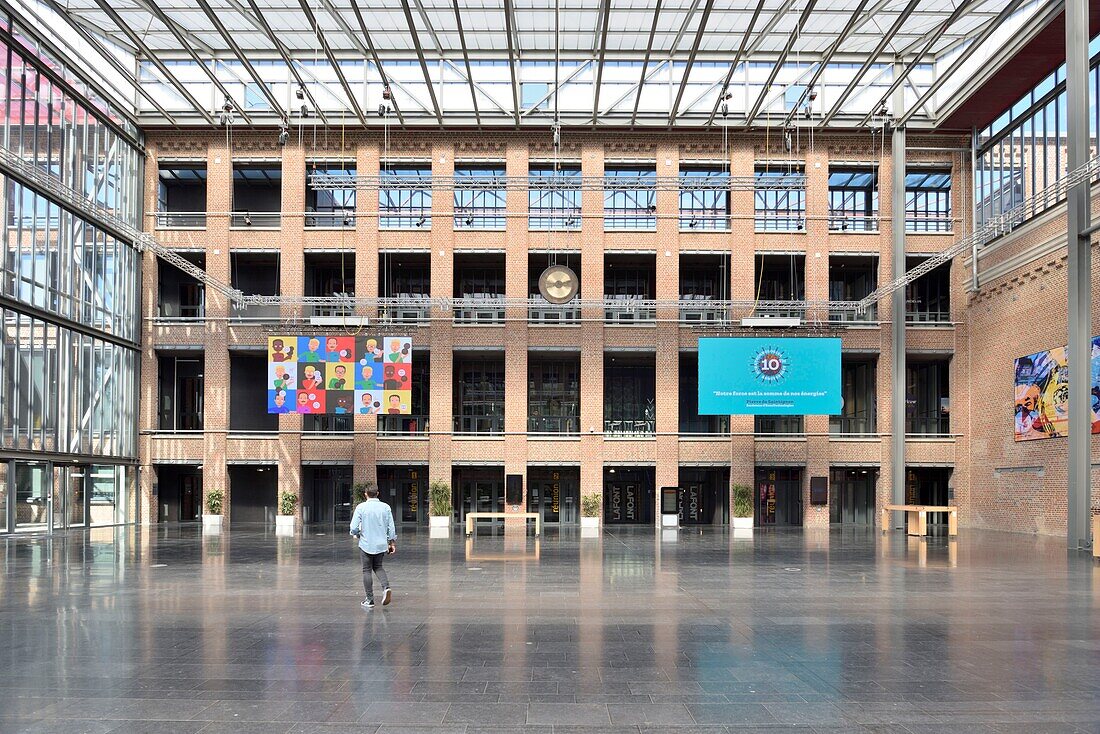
[349,485,396,609]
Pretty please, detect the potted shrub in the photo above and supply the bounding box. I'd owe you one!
[581,493,602,531]
[353,482,373,505]
[732,485,753,530]
[276,490,297,531]
[428,480,452,528]
[203,488,224,529]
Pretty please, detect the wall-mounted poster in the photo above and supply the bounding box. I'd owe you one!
[1014,335,1100,441]
[267,335,413,414]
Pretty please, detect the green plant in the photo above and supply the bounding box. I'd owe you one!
[732,485,753,518]
[353,482,374,504]
[205,488,223,515]
[428,480,452,517]
[581,493,601,519]
[278,490,297,516]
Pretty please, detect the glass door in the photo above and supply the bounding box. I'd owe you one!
[527,470,579,526]
[68,466,87,527]
[755,468,803,527]
[14,461,51,531]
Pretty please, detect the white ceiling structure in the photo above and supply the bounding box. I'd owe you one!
[7,0,1062,128]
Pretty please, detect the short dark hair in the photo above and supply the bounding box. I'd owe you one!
[366,485,379,498]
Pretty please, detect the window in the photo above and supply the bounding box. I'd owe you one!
[680,254,729,324]
[905,256,951,323]
[905,169,951,232]
[679,165,730,230]
[831,358,877,434]
[230,252,279,322]
[679,352,729,434]
[454,163,506,229]
[230,353,278,432]
[977,164,1025,223]
[454,254,505,324]
[157,255,205,320]
[907,359,950,435]
[306,163,356,228]
[529,253,581,323]
[828,256,877,322]
[380,164,431,229]
[304,252,354,319]
[379,252,431,324]
[158,355,203,431]
[754,415,804,434]
[528,357,580,434]
[604,165,656,230]
[604,254,656,323]
[454,359,505,434]
[828,168,878,231]
[755,165,805,232]
[604,354,655,435]
[156,164,207,227]
[231,165,281,227]
[529,164,581,230]
[754,254,805,318]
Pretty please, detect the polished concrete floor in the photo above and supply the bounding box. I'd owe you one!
[1,523,1099,734]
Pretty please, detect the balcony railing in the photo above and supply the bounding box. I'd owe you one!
[907,417,950,435]
[830,416,876,434]
[528,415,580,434]
[678,295,728,324]
[528,295,580,324]
[454,415,505,434]
[604,419,655,436]
[305,210,355,228]
[454,207,506,230]
[230,211,281,228]
[828,212,878,232]
[310,301,355,319]
[752,305,806,319]
[679,210,730,231]
[378,295,431,325]
[604,295,656,323]
[755,213,806,232]
[454,294,505,324]
[906,308,951,324]
[378,414,428,436]
[829,304,877,323]
[155,212,206,228]
[905,214,952,233]
[230,302,282,322]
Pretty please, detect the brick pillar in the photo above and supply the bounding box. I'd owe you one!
[580,144,606,509]
[803,146,830,529]
[655,144,680,512]
[429,143,455,489]
[505,142,530,530]
[203,138,232,519]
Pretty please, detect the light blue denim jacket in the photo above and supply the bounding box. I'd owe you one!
[349,499,396,554]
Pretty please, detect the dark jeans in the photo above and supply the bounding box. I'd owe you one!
[360,550,390,600]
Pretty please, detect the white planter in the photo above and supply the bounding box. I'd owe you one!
[202,514,223,527]
[275,515,296,528]
[732,516,753,530]
[429,515,451,528]
[581,516,600,529]
[733,527,754,540]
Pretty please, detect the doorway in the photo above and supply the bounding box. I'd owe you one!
[677,467,730,525]
[454,467,505,532]
[304,465,352,525]
[528,467,580,527]
[830,468,876,525]
[905,466,952,530]
[13,461,50,531]
[377,465,427,525]
[603,467,655,525]
[157,465,203,523]
[755,467,803,527]
[228,465,278,524]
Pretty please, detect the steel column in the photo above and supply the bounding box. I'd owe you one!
[891,117,906,529]
[1065,0,1092,552]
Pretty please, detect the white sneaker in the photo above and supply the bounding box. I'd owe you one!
[382,588,392,606]
[361,597,375,609]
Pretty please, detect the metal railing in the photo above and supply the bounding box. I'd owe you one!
[378,414,428,436]
[604,296,657,323]
[305,210,355,228]
[828,212,879,232]
[906,309,951,324]
[230,211,281,228]
[378,295,431,324]
[527,415,580,434]
[679,296,728,324]
[230,302,282,322]
[454,415,505,434]
[830,305,877,323]
[155,211,206,228]
[454,295,505,324]
[311,172,807,192]
[529,296,580,324]
[604,419,655,436]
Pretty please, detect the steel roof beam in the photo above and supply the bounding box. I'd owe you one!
[89,0,217,125]
[296,0,368,125]
[346,0,406,125]
[503,0,522,127]
[819,0,922,127]
[706,0,791,126]
[397,0,443,124]
[668,0,717,126]
[630,0,664,126]
[591,0,612,125]
[745,0,819,125]
[450,0,481,125]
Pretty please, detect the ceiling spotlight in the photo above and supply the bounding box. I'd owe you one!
[278,120,290,146]
[300,104,310,119]
[244,213,252,226]
[721,102,729,118]
[464,216,473,226]
[343,213,353,227]
[808,88,818,103]
[721,90,733,101]
[382,83,392,101]
[415,216,426,227]
[378,104,391,118]
[295,85,305,101]
[783,130,793,152]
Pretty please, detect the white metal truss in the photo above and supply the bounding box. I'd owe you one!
[310,173,807,191]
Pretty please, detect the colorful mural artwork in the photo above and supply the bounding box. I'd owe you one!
[267,335,413,415]
[1013,335,1100,441]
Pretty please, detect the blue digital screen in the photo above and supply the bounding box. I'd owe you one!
[698,337,842,415]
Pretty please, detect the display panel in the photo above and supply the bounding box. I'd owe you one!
[267,335,412,414]
[698,337,842,415]
[1014,335,1100,441]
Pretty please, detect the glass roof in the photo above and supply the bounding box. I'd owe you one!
[10,0,1056,128]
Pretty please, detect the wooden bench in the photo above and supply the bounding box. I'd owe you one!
[465,511,541,536]
[881,504,958,537]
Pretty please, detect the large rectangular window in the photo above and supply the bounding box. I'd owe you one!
[605,254,656,323]
[231,164,282,228]
[754,254,805,318]
[679,352,729,434]
[754,415,804,435]
[529,163,581,230]
[156,163,207,228]
[828,255,877,322]
[230,252,280,322]
[604,165,656,230]
[380,164,432,229]
[157,254,205,320]
[454,253,505,324]
[304,252,355,319]
[830,358,877,435]
[679,165,730,231]
[454,357,505,434]
[680,254,729,324]
[755,165,805,232]
[905,256,951,323]
[907,359,950,435]
[158,354,203,431]
[379,251,431,324]
[528,356,580,434]
[905,169,952,233]
[604,353,655,436]
[529,253,581,323]
[454,163,506,230]
[305,163,355,228]
[828,167,878,232]
[230,353,278,433]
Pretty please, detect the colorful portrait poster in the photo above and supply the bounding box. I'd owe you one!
[1014,335,1100,441]
[267,335,413,415]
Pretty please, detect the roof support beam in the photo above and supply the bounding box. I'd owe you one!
[133,0,256,125]
[745,0,819,125]
[819,0,922,127]
[706,0,790,126]
[193,0,287,120]
[503,0,522,127]
[781,0,875,128]
[398,0,444,124]
[630,0,664,126]
[895,0,1027,128]
[296,0,368,125]
[346,0,405,124]
[591,0,612,124]
[450,0,481,125]
[668,0,717,126]
[89,0,216,125]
